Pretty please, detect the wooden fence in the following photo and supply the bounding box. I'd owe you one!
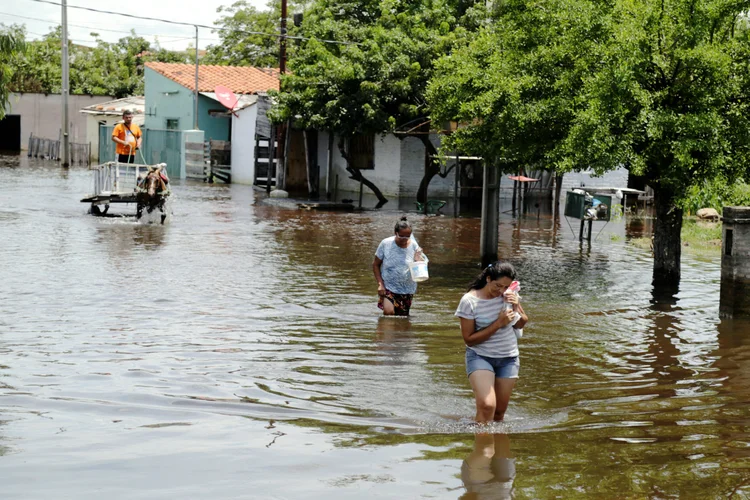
[27,133,90,165]
[204,140,231,183]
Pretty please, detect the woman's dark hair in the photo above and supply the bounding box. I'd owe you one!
[467,261,516,291]
[394,216,411,233]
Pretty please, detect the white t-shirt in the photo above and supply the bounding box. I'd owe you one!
[455,292,520,358]
[375,236,423,295]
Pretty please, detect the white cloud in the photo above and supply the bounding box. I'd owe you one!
[0,0,270,50]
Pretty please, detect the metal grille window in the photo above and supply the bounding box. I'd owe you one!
[350,134,374,170]
[166,119,180,130]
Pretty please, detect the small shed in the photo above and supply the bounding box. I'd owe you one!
[80,96,145,161]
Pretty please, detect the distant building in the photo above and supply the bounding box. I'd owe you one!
[80,96,144,162]
[1,93,112,151]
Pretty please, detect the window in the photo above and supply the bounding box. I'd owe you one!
[349,133,374,170]
[166,118,179,130]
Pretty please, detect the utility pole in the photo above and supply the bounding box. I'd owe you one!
[194,25,199,129]
[274,0,288,191]
[61,0,70,168]
[280,0,287,74]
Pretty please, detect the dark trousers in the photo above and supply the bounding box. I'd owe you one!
[117,154,135,163]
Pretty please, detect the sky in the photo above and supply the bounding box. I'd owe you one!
[0,0,270,51]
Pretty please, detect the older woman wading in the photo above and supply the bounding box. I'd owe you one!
[456,262,528,423]
[372,217,426,316]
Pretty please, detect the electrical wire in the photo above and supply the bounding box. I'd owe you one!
[24,0,357,45]
[0,11,194,38]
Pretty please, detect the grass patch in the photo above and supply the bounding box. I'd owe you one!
[627,218,722,254]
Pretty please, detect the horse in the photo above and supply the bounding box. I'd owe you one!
[136,165,169,224]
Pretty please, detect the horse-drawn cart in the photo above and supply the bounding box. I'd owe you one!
[81,160,170,222]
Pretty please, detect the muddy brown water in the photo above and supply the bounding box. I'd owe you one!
[1,154,749,498]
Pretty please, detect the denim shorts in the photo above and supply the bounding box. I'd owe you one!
[465,347,520,379]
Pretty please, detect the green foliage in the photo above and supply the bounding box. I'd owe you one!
[204,0,307,67]
[427,0,750,277]
[428,0,750,192]
[679,178,750,214]
[0,24,26,119]
[270,0,477,135]
[681,218,722,243]
[7,25,192,98]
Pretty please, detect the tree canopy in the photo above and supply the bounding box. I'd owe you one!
[204,0,309,67]
[269,0,486,205]
[0,24,26,119]
[427,0,750,281]
[6,24,192,98]
[271,0,484,135]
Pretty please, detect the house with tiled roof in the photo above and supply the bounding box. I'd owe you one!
[143,62,279,142]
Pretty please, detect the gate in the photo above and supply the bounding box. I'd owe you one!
[99,125,182,179]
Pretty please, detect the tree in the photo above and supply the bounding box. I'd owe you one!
[0,24,26,118]
[9,26,192,97]
[427,0,750,283]
[205,0,309,67]
[271,0,477,207]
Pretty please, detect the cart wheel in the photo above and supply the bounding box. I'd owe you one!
[90,204,102,216]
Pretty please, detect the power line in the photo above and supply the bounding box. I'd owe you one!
[0,11,196,39]
[24,0,357,45]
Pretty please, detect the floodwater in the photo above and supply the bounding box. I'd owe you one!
[1,154,749,499]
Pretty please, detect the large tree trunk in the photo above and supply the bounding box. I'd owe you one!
[652,185,683,285]
[415,134,455,204]
[337,138,388,208]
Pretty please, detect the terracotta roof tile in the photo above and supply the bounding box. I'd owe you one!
[145,62,279,94]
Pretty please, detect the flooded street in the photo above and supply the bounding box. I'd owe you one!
[1,154,749,498]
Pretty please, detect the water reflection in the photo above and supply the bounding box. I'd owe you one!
[374,316,415,364]
[460,433,515,500]
[715,319,750,442]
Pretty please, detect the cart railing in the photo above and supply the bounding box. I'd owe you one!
[89,161,167,196]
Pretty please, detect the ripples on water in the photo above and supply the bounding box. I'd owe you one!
[1,155,749,498]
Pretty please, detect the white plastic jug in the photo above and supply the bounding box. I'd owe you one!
[409,260,429,282]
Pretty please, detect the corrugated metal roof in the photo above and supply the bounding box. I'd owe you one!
[80,96,145,116]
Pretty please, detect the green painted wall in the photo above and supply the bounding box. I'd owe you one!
[198,94,231,142]
[144,68,230,141]
[145,69,192,132]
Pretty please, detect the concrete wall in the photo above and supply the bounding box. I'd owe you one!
[182,129,204,180]
[309,131,631,202]
[561,167,629,190]
[314,131,457,199]
[721,206,750,318]
[398,135,456,199]
[5,93,113,149]
[230,104,257,185]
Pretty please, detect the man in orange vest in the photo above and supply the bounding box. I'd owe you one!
[111,110,142,163]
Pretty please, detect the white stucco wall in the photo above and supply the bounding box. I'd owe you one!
[562,167,629,190]
[397,134,457,198]
[314,131,458,199]
[230,104,258,185]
